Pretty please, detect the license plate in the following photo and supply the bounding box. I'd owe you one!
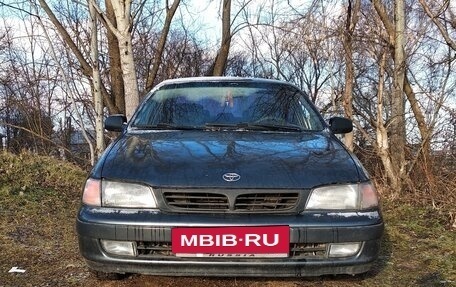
[172,226,289,257]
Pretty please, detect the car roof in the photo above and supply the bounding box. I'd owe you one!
[153,77,295,90]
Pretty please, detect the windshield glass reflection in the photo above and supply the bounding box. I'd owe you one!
[131,81,324,131]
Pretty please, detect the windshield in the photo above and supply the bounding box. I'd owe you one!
[131,80,324,131]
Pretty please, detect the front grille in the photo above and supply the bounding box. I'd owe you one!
[163,192,229,211]
[235,193,299,211]
[290,243,327,258]
[135,242,326,259]
[137,242,173,257]
[162,190,301,213]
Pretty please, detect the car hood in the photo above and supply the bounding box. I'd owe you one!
[96,130,364,189]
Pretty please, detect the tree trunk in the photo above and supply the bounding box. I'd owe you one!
[211,0,231,76]
[145,0,181,92]
[376,52,399,190]
[106,0,125,114]
[342,0,360,151]
[404,77,431,160]
[390,0,407,192]
[89,0,105,158]
[110,0,140,119]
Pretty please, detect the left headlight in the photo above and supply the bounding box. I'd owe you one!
[305,182,379,210]
[102,180,157,208]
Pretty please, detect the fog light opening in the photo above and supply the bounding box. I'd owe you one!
[100,240,136,256]
[328,242,361,258]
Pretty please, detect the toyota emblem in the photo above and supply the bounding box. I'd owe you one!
[222,172,241,182]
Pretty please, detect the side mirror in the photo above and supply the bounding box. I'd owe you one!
[329,117,353,134]
[105,115,127,132]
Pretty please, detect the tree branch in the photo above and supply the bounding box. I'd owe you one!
[89,0,123,39]
[37,0,117,113]
[418,0,456,50]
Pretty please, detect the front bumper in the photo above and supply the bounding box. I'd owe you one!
[77,206,383,277]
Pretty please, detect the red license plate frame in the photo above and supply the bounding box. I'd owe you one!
[172,226,289,257]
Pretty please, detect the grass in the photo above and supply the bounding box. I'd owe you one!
[0,152,88,287]
[0,151,454,287]
[372,201,455,286]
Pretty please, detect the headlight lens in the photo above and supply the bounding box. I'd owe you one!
[359,182,379,209]
[100,240,136,256]
[82,178,101,206]
[328,242,361,257]
[306,182,378,210]
[101,180,157,208]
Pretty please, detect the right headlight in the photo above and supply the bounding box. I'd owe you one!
[81,178,157,208]
[102,180,157,208]
[305,182,378,210]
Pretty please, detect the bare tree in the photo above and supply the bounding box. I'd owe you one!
[104,0,139,119]
[89,0,105,156]
[211,0,232,76]
[390,0,407,191]
[374,51,397,189]
[342,0,361,151]
[0,18,56,154]
[371,0,433,192]
[37,0,118,114]
[105,0,125,114]
[145,0,181,91]
[2,0,454,198]
[418,0,456,51]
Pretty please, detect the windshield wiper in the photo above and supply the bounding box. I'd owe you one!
[205,122,303,132]
[244,123,303,132]
[205,123,239,129]
[133,123,204,130]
